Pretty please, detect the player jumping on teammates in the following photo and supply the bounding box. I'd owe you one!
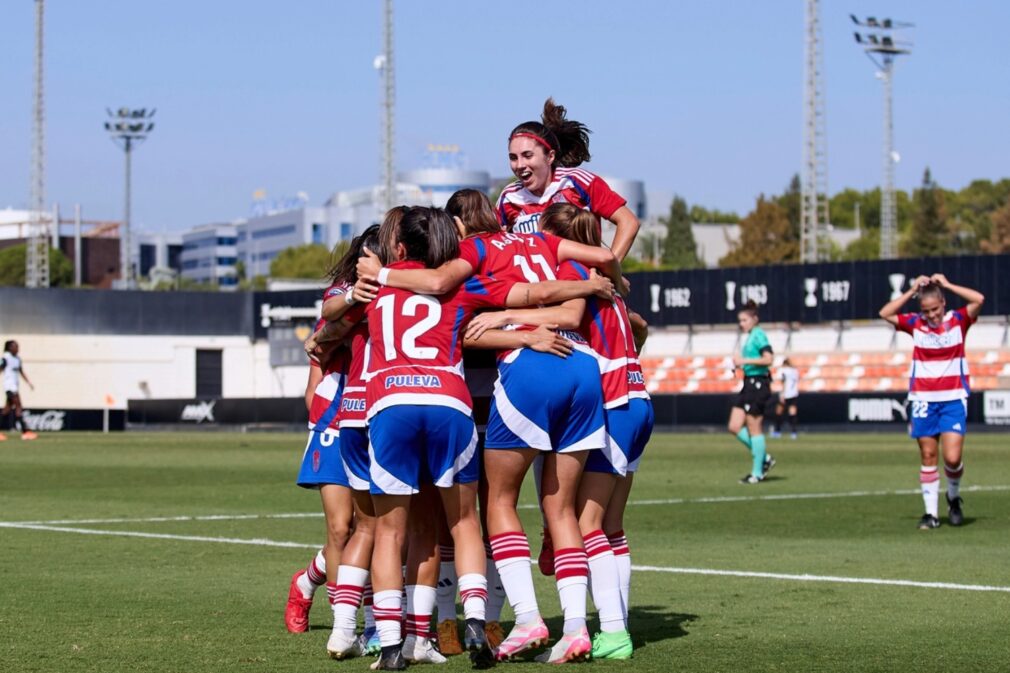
[879,274,984,530]
[726,302,775,484]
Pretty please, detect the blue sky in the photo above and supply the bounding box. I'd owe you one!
[1,1,1007,233]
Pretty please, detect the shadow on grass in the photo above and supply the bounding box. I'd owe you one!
[540,605,697,650]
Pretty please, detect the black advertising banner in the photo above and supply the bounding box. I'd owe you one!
[21,408,126,432]
[626,254,1009,326]
[128,398,307,426]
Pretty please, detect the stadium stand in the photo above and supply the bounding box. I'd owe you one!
[640,320,1010,395]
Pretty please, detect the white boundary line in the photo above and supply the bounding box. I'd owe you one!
[2,521,1008,594]
[4,484,1007,527]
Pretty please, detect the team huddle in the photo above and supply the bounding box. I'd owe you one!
[287,101,651,670]
[279,98,987,671]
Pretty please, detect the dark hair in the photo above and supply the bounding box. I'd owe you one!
[446,189,499,236]
[783,357,792,367]
[509,98,592,169]
[326,224,381,284]
[377,206,409,266]
[397,207,460,269]
[3,340,14,354]
[540,203,601,247]
[739,300,760,319]
[917,281,945,304]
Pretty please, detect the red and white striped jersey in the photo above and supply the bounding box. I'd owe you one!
[337,304,370,429]
[558,260,649,408]
[308,298,349,432]
[459,231,563,283]
[895,307,974,402]
[364,261,516,419]
[495,167,627,234]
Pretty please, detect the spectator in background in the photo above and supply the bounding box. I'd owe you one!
[771,358,800,439]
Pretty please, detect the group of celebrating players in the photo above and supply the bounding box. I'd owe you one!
[285,100,652,670]
[279,98,988,671]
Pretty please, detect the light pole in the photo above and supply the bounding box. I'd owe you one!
[852,15,912,260]
[105,107,155,288]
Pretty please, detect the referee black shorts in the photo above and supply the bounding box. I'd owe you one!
[733,376,772,417]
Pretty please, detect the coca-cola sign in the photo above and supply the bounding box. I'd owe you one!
[23,410,67,432]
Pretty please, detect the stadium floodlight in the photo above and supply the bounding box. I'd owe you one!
[852,15,912,260]
[104,106,156,289]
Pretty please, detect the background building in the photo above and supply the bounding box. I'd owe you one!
[180,223,239,289]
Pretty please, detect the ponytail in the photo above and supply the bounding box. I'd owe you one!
[509,97,592,169]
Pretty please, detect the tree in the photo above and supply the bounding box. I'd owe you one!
[0,245,73,287]
[661,195,701,269]
[269,243,335,280]
[688,204,739,224]
[775,174,802,253]
[901,167,949,257]
[719,196,798,267]
[980,196,1010,254]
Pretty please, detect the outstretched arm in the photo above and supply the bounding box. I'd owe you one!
[932,274,985,319]
[464,324,573,358]
[506,270,613,308]
[465,298,586,341]
[357,248,473,296]
[555,239,624,294]
[607,205,641,262]
[19,367,34,391]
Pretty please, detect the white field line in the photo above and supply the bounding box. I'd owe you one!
[4,484,1008,527]
[2,520,1008,594]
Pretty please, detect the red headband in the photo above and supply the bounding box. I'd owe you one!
[511,132,553,152]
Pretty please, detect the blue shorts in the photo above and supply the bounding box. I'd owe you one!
[368,406,479,495]
[909,399,967,438]
[485,349,606,453]
[586,398,655,476]
[340,426,370,492]
[297,428,349,489]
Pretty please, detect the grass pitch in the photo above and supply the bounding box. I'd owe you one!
[1,431,1009,673]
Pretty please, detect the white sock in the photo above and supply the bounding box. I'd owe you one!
[405,584,436,639]
[457,573,488,621]
[920,466,940,517]
[297,549,327,599]
[607,531,631,626]
[945,462,963,499]
[331,565,369,634]
[373,589,403,647]
[436,548,457,623]
[584,530,624,633]
[554,547,588,634]
[490,532,539,624]
[484,545,506,622]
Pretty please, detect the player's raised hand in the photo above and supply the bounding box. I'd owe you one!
[589,269,615,301]
[356,247,382,282]
[526,325,573,358]
[353,278,379,303]
[914,274,931,288]
[464,310,511,341]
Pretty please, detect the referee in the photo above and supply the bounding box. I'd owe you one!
[726,301,775,484]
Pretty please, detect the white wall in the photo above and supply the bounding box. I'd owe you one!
[7,334,307,409]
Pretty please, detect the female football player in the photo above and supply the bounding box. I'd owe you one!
[726,301,775,484]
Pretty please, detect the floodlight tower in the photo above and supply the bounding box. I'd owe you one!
[105,107,156,288]
[26,0,49,288]
[801,0,829,263]
[374,0,395,211]
[852,15,913,260]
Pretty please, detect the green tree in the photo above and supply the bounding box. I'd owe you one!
[688,205,740,224]
[0,245,74,286]
[774,174,802,255]
[980,196,1010,254]
[269,243,334,279]
[901,167,949,257]
[719,196,798,267]
[661,195,701,269]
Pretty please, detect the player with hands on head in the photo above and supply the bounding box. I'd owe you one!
[879,273,984,530]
